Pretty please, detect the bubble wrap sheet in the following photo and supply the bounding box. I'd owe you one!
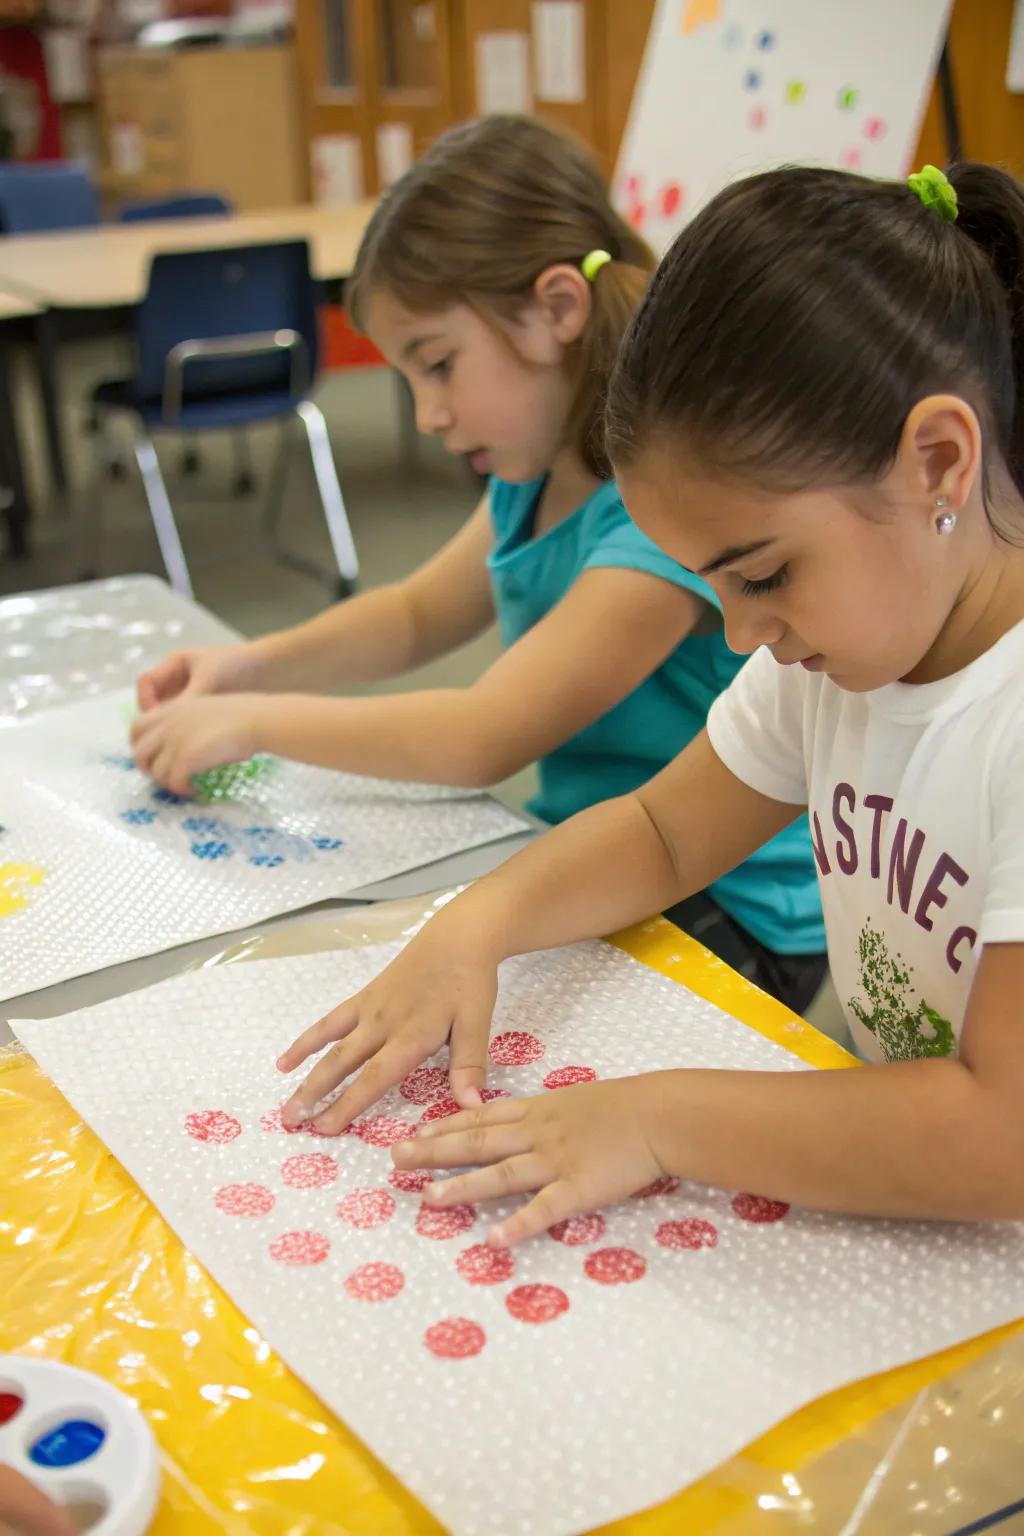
[14,941,1024,1536]
[0,694,526,1001]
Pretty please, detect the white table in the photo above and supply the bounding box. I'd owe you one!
[0,576,536,1033]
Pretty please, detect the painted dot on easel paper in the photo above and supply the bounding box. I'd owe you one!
[425,1317,486,1359]
[748,106,767,131]
[660,182,683,218]
[731,1192,790,1223]
[756,28,776,49]
[722,20,742,49]
[356,1114,416,1147]
[388,1167,434,1193]
[656,1217,719,1251]
[185,1109,242,1144]
[489,1031,545,1066]
[863,116,887,141]
[544,1064,597,1091]
[269,1230,330,1265]
[549,1212,606,1246]
[400,1065,450,1104]
[506,1283,570,1324]
[785,80,806,104]
[744,68,761,90]
[585,1247,647,1284]
[841,147,862,169]
[281,1152,338,1190]
[456,1243,515,1285]
[215,1182,275,1217]
[337,1187,396,1229]
[838,86,859,110]
[345,1262,405,1302]
[415,1201,476,1240]
[632,1175,680,1199]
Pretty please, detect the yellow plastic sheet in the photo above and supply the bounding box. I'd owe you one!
[2,903,1021,1533]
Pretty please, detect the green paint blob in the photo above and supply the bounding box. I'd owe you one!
[192,755,278,803]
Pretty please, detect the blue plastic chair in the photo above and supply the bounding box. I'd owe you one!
[118,194,232,223]
[90,240,358,598]
[0,162,99,234]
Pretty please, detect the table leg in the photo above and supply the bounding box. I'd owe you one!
[0,343,32,558]
[34,308,68,500]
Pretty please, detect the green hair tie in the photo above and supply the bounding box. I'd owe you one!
[907,164,958,223]
[581,249,612,282]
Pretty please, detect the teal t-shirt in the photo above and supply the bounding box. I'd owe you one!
[487,474,825,957]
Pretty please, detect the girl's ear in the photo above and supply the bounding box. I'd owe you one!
[897,394,983,524]
[532,262,592,344]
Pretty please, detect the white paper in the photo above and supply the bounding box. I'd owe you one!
[110,121,143,177]
[532,1,584,104]
[15,940,1024,1536]
[376,121,414,189]
[617,0,953,253]
[0,692,525,1001]
[312,134,363,207]
[42,29,91,104]
[1008,0,1024,91]
[476,31,532,116]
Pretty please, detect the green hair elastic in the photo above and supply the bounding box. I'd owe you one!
[907,164,958,223]
[581,249,612,282]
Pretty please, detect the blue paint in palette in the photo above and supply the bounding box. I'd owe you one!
[30,1417,106,1467]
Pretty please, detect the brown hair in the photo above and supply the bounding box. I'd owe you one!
[606,161,1024,522]
[347,114,655,478]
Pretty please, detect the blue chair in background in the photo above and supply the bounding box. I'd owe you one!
[90,239,358,598]
[119,194,232,223]
[0,162,99,234]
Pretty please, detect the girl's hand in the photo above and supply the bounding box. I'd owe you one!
[137,642,260,712]
[277,927,499,1133]
[0,1466,77,1536]
[391,1075,668,1246]
[130,695,260,796]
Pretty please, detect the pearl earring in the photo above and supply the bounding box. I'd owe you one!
[935,496,957,535]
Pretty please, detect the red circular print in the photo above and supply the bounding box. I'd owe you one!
[456,1244,515,1285]
[281,1152,338,1189]
[480,1087,510,1102]
[543,1065,597,1091]
[505,1284,569,1324]
[660,181,683,217]
[185,1109,241,1144]
[632,1175,681,1199]
[337,1187,396,1229]
[215,1182,275,1217]
[260,1106,307,1135]
[344,1262,405,1302]
[388,1167,434,1193]
[399,1066,450,1104]
[731,1192,790,1224]
[269,1230,330,1265]
[549,1213,606,1246]
[656,1218,719,1251]
[489,1031,545,1066]
[356,1115,416,1147]
[584,1247,647,1284]
[415,1201,476,1240]
[425,1317,486,1360]
[419,1096,463,1124]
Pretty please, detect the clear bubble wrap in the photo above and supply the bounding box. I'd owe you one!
[0,693,526,1001]
[13,936,1024,1536]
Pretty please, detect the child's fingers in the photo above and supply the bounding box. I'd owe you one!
[416,1136,539,1192]
[276,999,361,1073]
[487,1180,576,1249]
[0,1467,78,1536]
[448,1008,490,1107]
[410,1097,522,1142]
[137,653,189,712]
[282,1024,379,1125]
[308,1043,415,1135]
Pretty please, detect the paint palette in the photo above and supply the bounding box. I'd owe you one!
[0,1357,159,1534]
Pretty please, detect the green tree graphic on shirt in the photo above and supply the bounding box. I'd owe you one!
[848,920,956,1061]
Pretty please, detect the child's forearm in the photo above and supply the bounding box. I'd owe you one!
[245,584,420,693]
[651,1058,1024,1220]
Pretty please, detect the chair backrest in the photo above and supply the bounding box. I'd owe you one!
[119,194,232,224]
[134,240,320,403]
[0,163,100,234]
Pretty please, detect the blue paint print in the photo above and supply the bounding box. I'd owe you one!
[756,29,776,49]
[249,854,285,868]
[120,808,159,826]
[191,839,233,861]
[182,816,223,834]
[311,836,344,851]
[152,787,190,806]
[744,69,761,90]
[101,754,137,772]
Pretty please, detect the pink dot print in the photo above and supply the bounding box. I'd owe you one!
[269,1230,330,1266]
[456,1244,515,1285]
[425,1317,486,1359]
[584,1247,647,1285]
[388,1167,434,1193]
[356,1115,416,1147]
[344,1262,405,1302]
[628,203,646,230]
[543,1065,597,1091]
[549,1213,606,1247]
[419,1096,462,1124]
[632,1175,680,1199]
[656,1218,718,1251]
[260,1106,309,1135]
[399,1065,450,1105]
[841,147,862,169]
[731,1192,790,1224]
[505,1284,570,1324]
[863,116,886,141]
[748,105,767,131]
[489,1031,545,1066]
[660,182,683,218]
[480,1087,510,1103]
[415,1201,476,1240]
[215,1183,275,1217]
[337,1187,396,1229]
[185,1109,241,1144]
[281,1152,338,1190]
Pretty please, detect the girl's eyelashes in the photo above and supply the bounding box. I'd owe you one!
[426,355,453,379]
[740,565,789,598]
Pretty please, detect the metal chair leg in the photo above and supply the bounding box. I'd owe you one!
[132,433,193,598]
[233,430,256,495]
[296,400,358,585]
[262,420,292,538]
[79,411,115,578]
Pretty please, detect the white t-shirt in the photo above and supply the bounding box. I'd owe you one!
[706,621,1024,1062]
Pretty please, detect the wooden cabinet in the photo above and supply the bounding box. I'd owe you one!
[95,44,308,210]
